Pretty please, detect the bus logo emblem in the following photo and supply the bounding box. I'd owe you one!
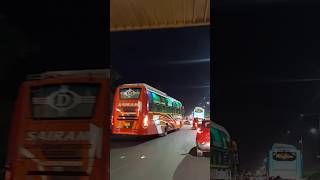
[55,92,73,108]
[125,89,135,97]
[48,86,80,112]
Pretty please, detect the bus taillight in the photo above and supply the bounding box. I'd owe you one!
[143,115,149,128]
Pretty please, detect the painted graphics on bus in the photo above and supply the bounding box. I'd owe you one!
[211,122,239,180]
[112,83,183,136]
[267,143,303,180]
[5,70,110,180]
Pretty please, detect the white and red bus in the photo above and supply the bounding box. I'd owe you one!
[112,83,183,136]
[5,69,110,180]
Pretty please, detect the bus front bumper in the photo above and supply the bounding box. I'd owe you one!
[197,142,210,152]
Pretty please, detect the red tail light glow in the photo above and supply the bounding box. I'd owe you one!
[111,115,114,126]
[143,115,149,128]
[197,128,203,134]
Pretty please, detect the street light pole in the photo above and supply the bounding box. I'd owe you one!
[300,136,303,155]
[298,114,304,158]
[318,114,320,132]
[317,114,320,159]
[299,135,304,177]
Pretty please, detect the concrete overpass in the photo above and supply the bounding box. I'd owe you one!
[110,0,211,31]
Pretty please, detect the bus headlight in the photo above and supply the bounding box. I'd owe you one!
[143,115,148,128]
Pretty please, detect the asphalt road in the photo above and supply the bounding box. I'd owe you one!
[110,124,210,180]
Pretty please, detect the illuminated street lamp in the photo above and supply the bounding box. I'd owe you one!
[310,127,318,135]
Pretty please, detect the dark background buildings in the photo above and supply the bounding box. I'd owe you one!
[214,0,320,169]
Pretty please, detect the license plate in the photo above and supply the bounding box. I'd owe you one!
[124,122,131,128]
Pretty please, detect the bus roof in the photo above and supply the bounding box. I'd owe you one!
[27,69,110,80]
[272,143,297,150]
[212,122,231,138]
[119,83,181,103]
[194,107,204,111]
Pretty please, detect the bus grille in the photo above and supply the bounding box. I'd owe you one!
[41,144,83,159]
[27,171,87,176]
[27,170,89,180]
[118,115,138,120]
[122,107,136,112]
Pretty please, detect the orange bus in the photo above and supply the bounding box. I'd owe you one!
[112,83,183,136]
[5,69,110,180]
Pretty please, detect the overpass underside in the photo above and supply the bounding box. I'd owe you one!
[110,0,210,31]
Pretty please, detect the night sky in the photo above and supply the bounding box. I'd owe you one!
[111,27,210,115]
[214,1,320,170]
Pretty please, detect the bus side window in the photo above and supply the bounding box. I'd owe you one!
[150,103,154,112]
[212,128,221,147]
[221,133,227,149]
[147,91,156,112]
[147,91,152,111]
[160,96,166,113]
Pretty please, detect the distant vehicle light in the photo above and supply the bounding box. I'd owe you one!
[310,128,317,134]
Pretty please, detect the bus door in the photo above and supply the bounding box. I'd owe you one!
[6,77,109,180]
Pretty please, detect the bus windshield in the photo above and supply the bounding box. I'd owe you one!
[272,151,297,161]
[31,83,100,119]
[120,88,141,99]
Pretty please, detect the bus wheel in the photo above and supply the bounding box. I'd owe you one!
[196,148,203,156]
[161,124,168,137]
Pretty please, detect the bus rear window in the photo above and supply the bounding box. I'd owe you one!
[31,84,100,119]
[272,151,296,161]
[120,88,141,99]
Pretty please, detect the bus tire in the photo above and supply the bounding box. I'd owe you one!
[160,125,168,137]
[196,148,203,156]
[164,124,169,136]
[164,124,168,136]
